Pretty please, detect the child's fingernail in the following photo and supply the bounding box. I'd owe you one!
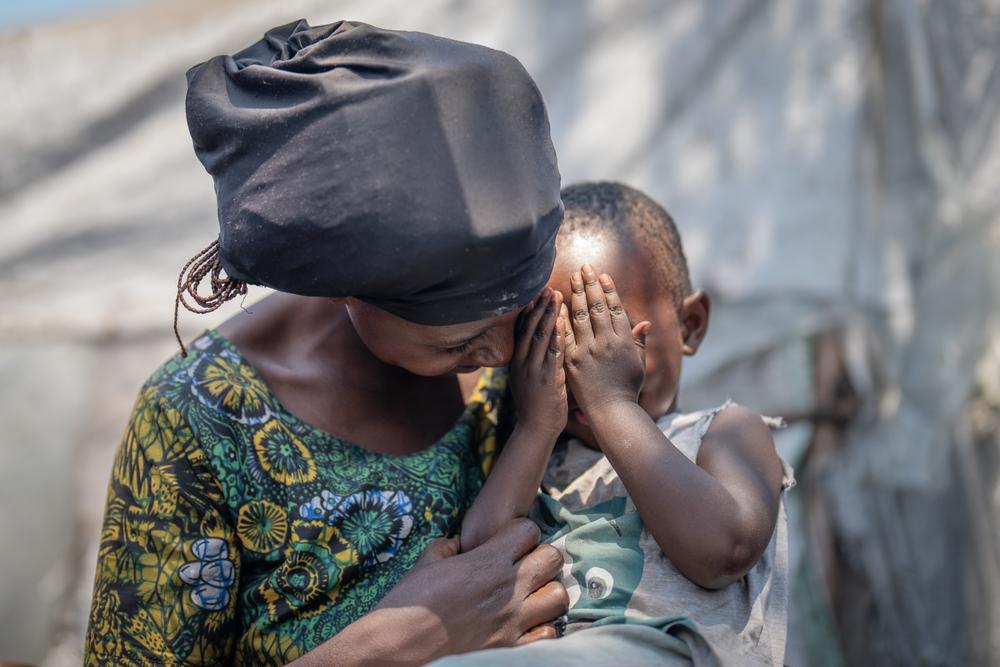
[542,286,552,298]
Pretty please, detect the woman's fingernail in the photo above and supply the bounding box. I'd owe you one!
[599,274,611,286]
[582,263,594,275]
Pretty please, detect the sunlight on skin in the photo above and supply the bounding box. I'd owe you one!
[561,234,607,264]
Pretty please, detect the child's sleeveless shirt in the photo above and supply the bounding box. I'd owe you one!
[531,402,796,667]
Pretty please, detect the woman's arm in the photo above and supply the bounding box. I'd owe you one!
[460,289,567,552]
[85,387,240,665]
[290,520,569,667]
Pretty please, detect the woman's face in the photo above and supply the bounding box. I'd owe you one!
[344,297,525,376]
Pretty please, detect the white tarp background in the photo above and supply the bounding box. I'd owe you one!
[0,1,996,664]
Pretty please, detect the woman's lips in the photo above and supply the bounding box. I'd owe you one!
[572,408,590,427]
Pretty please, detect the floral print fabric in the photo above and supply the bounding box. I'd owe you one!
[84,330,506,665]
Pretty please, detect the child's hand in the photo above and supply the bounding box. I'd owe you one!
[561,264,651,415]
[510,287,567,438]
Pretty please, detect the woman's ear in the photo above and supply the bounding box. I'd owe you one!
[680,291,710,356]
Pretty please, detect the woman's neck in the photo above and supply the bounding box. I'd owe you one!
[216,292,466,453]
[218,292,412,393]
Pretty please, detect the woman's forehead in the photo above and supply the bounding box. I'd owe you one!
[423,308,520,343]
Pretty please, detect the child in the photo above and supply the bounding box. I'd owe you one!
[445,182,795,666]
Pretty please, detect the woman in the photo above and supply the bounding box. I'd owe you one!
[85,20,568,666]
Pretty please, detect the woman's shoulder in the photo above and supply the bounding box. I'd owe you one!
[142,329,277,428]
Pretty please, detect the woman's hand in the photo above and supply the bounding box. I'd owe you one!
[561,264,651,415]
[510,287,568,438]
[458,289,566,552]
[291,519,567,666]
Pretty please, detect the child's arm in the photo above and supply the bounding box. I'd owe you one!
[562,266,784,590]
[460,288,568,553]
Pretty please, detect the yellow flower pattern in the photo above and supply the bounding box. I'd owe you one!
[237,500,289,553]
[84,330,508,665]
[252,419,318,485]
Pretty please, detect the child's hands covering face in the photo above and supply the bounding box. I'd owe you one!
[561,264,651,415]
[510,287,568,437]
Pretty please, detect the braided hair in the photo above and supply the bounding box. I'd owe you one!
[173,239,247,356]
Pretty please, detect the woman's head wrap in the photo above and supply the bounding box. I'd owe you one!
[184,19,562,325]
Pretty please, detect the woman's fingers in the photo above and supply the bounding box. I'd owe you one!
[528,291,561,368]
[599,273,629,337]
[478,518,542,565]
[559,303,575,353]
[549,316,565,356]
[581,264,612,337]
[519,579,570,633]
[514,543,564,597]
[514,288,552,365]
[517,623,559,645]
[545,317,566,384]
[413,536,460,567]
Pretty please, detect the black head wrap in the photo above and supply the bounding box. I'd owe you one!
[185,19,562,325]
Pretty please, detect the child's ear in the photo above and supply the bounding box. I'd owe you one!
[680,291,710,355]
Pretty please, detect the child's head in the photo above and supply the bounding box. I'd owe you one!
[548,182,710,445]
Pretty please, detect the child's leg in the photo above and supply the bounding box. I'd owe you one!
[427,622,718,667]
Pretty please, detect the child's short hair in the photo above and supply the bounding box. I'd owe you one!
[559,182,692,309]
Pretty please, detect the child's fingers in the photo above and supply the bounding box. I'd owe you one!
[514,288,552,365]
[569,271,593,344]
[598,273,630,337]
[632,321,652,367]
[581,264,612,337]
[528,291,561,368]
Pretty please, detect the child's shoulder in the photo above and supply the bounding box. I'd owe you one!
[696,402,795,491]
[705,402,781,439]
[659,400,780,441]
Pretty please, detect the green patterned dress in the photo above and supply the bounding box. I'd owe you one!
[84,330,507,666]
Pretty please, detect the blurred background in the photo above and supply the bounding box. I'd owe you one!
[1,0,998,665]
